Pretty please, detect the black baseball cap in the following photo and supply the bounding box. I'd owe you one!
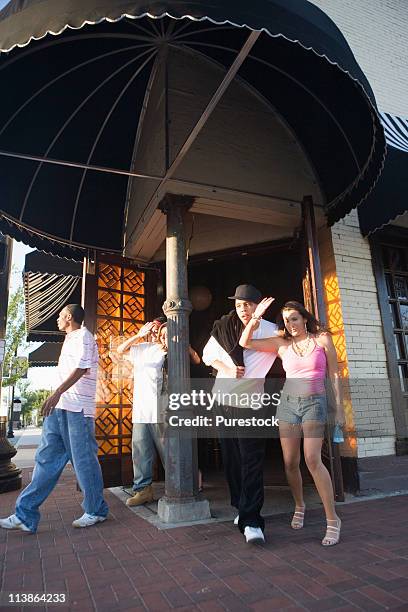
[228,284,262,304]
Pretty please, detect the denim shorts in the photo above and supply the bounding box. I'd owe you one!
[276,394,328,425]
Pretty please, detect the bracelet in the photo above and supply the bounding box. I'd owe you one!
[251,314,261,321]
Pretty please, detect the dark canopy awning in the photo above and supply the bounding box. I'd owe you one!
[0,0,385,255]
[24,249,83,276]
[24,250,82,342]
[358,112,408,236]
[29,342,63,367]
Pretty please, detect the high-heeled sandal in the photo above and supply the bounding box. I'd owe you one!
[322,518,341,546]
[291,505,305,529]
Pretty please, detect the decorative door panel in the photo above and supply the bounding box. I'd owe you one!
[83,255,158,487]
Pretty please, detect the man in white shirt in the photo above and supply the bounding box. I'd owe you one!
[0,304,108,533]
[117,320,201,507]
[117,320,168,507]
[203,285,278,544]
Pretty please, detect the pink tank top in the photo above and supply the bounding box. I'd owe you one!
[281,339,327,396]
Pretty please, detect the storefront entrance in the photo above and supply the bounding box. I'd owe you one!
[84,203,344,501]
[188,238,313,489]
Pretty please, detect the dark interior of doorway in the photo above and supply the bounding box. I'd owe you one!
[187,239,314,486]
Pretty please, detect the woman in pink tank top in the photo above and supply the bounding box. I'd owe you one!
[240,299,345,546]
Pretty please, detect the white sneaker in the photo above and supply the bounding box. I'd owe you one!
[72,513,107,528]
[244,526,265,544]
[0,514,31,532]
[234,515,239,526]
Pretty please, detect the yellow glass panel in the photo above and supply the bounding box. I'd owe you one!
[95,407,120,455]
[122,407,133,436]
[121,440,132,455]
[123,293,145,320]
[97,439,120,456]
[323,271,355,452]
[97,290,121,318]
[109,360,133,385]
[123,319,143,337]
[122,378,133,406]
[121,407,132,454]
[98,263,121,290]
[98,349,114,376]
[123,268,145,294]
[94,261,147,460]
[96,377,120,405]
[97,317,120,342]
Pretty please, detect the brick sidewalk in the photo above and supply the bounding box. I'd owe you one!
[1,467,408,611]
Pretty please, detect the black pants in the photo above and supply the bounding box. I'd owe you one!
[217,406,267,533]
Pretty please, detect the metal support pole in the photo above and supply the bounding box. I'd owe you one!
[158,195,210,523]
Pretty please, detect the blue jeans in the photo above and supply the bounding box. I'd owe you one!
[15,409,108,532]
[132,423,165,491]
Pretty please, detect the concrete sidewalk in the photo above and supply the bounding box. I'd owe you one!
[1,466,408,611]
[13,426,43,450]
[9,426,42,469]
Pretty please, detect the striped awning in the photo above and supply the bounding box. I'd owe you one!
[380,112,408,153]
[358,112,408,236]
[24,250,82,342]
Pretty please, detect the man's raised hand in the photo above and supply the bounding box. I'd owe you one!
[137,321,156,338]
[253,297,275,319]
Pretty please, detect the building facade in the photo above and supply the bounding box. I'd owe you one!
[1,1,407,516]
[312,0,408,491]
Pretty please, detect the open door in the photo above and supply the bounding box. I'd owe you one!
[301,197,345,502]
[83,254,159,487]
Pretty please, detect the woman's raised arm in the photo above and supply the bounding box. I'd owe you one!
[239,317,281,351]
[239,298,282,352]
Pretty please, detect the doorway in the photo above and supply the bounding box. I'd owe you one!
[187,238,315,488]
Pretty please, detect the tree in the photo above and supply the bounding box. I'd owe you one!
[21,387,49,424]
[2,283,28,388]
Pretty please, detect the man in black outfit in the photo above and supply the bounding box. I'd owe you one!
[202,285,278,543]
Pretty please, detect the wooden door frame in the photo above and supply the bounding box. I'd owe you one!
[369,229,408,455]
[83,252,161,487]
[301,196,345,502]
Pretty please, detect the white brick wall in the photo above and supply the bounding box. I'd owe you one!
[330,210,396,457]
[357,436,396,458]
[310,0,408,116]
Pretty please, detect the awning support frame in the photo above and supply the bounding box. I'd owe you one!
[124,30,261,249]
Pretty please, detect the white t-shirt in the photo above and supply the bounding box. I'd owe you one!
[202,319,278,407]
[130,342,167,423]
[56,327,99,418]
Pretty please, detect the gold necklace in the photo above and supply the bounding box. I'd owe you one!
[292,333,311,357]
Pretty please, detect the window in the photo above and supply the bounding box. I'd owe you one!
[382,245,408,394]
